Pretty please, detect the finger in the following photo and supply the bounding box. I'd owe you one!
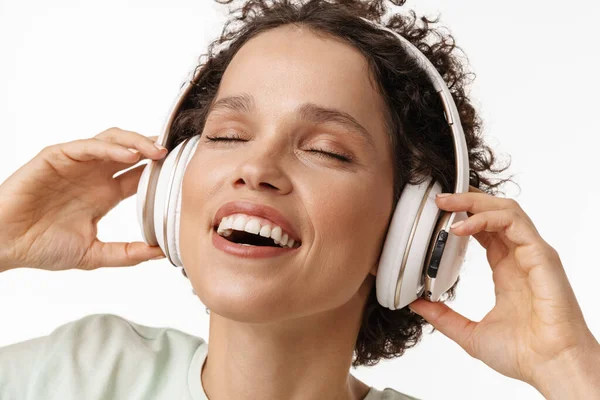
[451,186,510,263]
[95,128,166,160]
[56,139,144,164]
[437,192,535,227]
[469,230,510,268]
[451,208,542,248]
[83,239,166,269]
[437,191,521,214]
[409,299,478,358]
[104,135,159,173]
[114,163,147,200]
[466,186,494,218]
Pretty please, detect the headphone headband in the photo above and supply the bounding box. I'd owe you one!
[359,18,470,197]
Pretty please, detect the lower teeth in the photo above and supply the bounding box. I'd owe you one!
[239,243,289,248]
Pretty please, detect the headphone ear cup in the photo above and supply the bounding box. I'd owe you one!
[152,136,200,267]
[137,162,155,245]
[171,136,200,266]
[376,177,442,310]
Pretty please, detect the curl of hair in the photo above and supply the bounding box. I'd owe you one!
[170,0,516,367]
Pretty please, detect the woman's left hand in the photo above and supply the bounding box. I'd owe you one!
[409,186,600,399]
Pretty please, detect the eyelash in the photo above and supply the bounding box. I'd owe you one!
[204,135,353,163]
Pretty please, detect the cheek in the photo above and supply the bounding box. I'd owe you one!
[307,173,393,275]
[178,152,229,263]
[294,173,392,310]
[182,150,230,200]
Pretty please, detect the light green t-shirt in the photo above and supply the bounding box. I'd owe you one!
[0,314,418,400]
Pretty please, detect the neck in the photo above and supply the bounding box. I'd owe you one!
[201,275,374,400]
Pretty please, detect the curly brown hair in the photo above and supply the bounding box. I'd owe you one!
[169,0,515,367]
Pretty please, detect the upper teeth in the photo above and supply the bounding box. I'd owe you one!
[216,213,299,248]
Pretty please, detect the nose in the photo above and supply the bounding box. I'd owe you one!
[231,147,293,195]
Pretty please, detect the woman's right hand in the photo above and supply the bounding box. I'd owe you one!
[0,127,168,273]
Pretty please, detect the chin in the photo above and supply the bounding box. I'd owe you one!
[191,270,301,324]
[194,276,365,327]
[182,249,370,325]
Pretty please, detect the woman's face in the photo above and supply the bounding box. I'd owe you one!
[180,25,394,323]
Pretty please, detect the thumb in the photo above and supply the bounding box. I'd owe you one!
[85,240,166,269]
[409,298,478,356]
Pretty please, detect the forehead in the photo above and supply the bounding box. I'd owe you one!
[214,24,387,138]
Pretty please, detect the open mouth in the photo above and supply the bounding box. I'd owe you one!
[214,214,301,249]
[214,228,291,247]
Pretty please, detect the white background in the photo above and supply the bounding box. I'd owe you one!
[1,0,599,399]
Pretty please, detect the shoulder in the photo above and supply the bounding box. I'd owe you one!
[42,313,205,353]
[47,313,206,364]
[54,313,204,341]
[367,387,421,400]
[0,314,206,399]
[382,388,421,400]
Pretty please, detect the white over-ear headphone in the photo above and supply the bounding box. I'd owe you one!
[136,19,470,311]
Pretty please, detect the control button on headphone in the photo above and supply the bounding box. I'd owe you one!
[426,230,448,278]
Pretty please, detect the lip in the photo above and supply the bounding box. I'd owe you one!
[212,201,301,243]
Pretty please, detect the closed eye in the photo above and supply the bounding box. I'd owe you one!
[204,136,352,162]
[205,135,245,142]
[308,149,352,162]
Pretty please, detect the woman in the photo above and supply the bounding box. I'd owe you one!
[0,0,598,399]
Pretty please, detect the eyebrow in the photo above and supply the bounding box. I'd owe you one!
[207,93,375,148]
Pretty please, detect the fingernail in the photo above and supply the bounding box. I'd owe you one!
[154,142,167,151]
[151,254,166,260]
[450,220,464,229]
[437,193,452,198]
[128,148,140,154]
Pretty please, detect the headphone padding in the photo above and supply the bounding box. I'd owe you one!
[136,164,153,245]
[171,136,200,266]
[152,136,200,266]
